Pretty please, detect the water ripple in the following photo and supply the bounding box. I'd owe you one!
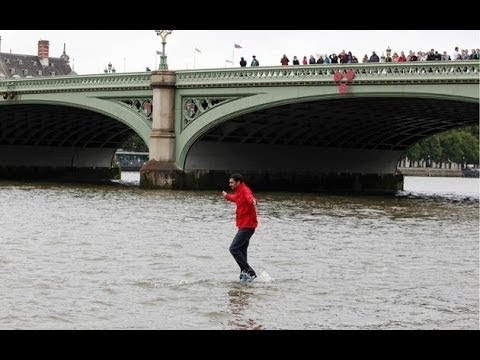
[0,174,478,329]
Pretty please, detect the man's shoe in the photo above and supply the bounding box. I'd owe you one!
[239,271,251,282]
[247,269,257,280]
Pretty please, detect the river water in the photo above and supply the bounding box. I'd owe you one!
[0,174,478,329]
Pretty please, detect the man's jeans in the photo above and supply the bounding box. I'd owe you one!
[229,228,255,272]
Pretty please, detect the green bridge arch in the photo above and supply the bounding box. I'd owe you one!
[0,73,153,180]
[1,93,152,144]
[176,87,478,169]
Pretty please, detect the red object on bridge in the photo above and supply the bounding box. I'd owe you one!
[338,83,348,94]
[345,69,356,81]
[333,71,343,83]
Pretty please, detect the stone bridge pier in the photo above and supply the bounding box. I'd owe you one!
[140,70,184,188]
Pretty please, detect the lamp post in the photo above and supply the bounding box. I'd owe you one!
[155,30,173,70]
[104,62,116,74]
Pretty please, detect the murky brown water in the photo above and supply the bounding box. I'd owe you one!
[0,174,478,329]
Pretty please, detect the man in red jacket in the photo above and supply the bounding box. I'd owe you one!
[222,173,258,281]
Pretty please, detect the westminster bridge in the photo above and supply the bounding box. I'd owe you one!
[0,61,478,193]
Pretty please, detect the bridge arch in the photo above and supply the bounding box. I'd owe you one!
[0,94,152,144]
[177,88,478,172]
[0,95,151,176]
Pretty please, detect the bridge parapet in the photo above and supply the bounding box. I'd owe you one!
[175,61,479,88]
[0,61,478,94]
[0,72,151,94]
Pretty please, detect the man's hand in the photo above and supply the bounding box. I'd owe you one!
[222,191,227,197]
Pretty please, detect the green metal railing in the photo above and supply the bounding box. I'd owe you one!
[0,61,478,94]
[0,72,151,94]
[175,61,480,88]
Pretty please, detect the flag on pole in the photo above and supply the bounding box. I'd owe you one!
[156,50,161,55]
[195,48,202,53]
[234,44,242,49]
[225,59,233,63]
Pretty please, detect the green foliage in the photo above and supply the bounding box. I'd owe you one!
[406,143,422,160]
[120,134,148,152]
[405,126,479,164]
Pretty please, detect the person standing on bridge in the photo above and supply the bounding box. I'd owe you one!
[222,173,258,281]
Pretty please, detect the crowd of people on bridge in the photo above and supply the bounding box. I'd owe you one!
[237,47,480,67]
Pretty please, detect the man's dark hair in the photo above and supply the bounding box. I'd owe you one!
[230,173,244,183]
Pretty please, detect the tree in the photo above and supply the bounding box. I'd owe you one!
[460,132,479,164]
[120,134,148,152]
[405,143,421,161]
[421,135,443,162]
[404,126,479,164]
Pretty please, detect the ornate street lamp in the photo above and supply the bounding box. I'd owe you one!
[104,62,116,73]
[155,30,173,70]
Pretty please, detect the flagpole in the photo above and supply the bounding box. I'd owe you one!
[232,45,235,67]
[194,49,196,69]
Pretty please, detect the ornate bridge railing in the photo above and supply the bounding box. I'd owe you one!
[175,61,480,88]
[0,61,478,94]
[0,72,151,94]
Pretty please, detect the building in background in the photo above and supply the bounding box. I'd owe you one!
[0,39,75,79]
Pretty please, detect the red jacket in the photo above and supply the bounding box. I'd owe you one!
[225,182,258,229]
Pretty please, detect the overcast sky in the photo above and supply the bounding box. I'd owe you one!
[0,30,478,74]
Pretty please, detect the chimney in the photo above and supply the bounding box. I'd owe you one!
[38,39,49,66]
